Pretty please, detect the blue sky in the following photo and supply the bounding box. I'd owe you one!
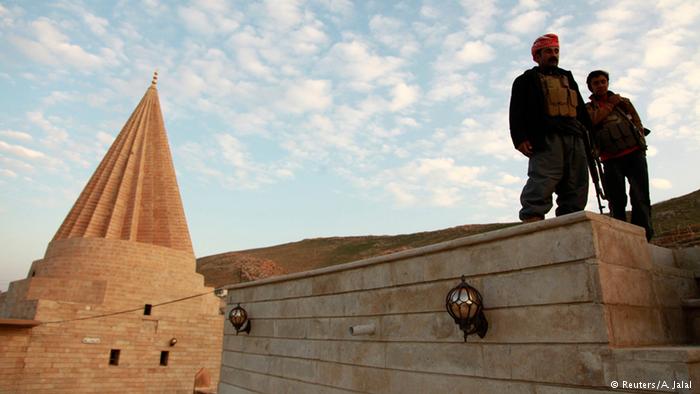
[1,0,699,290]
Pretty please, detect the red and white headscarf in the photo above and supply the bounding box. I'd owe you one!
[531,33,559,61]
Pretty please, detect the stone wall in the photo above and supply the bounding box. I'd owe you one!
[0,238,223,393]
[0,326,32,393]
[219,212,698,393]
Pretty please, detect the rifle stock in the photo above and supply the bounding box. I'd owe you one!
[581,128,607,214]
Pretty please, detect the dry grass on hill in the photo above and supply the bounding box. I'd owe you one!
[197,188,700,287]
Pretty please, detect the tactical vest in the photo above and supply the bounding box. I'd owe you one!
[539,74,578,117]
[592,106,644,154]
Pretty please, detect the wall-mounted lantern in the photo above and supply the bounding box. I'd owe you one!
[445,275,488,342]
[228,303,251,335]
[169,337,178,347]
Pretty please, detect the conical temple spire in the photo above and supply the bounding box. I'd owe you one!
[52,76,193,254]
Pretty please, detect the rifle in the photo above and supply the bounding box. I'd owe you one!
[581,127,607,214]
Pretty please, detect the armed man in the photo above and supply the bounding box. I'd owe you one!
[586,70,653,240]
[509,33,594,222]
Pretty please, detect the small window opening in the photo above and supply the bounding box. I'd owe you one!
[160,351,169,366]
[144,304,152,316]
[31,271,36,277]
[109,349,120,366]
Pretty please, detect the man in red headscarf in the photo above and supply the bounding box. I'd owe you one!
[509,33,593,222]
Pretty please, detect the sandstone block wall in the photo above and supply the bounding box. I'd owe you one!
[219,212,698,393]
[0,238,223,393]
[0,327,32,393]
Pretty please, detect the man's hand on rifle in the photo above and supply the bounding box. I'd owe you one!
[517,140,533,157]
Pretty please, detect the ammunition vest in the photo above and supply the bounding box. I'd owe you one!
[539,74,578,117]
[593,107,644,154]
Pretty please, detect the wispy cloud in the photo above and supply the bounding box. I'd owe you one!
[178,2,241,36]
[27,111,68,147]
[361,158,486,207]
[9,17,108,69]
[0,130,33,141]
[460,0,499,37]
[279,79,333,114]
[506,10,548,35]
[0,169,18,178]
[369,15,419,56]
[0,140,45,159]
[320,40,405,91]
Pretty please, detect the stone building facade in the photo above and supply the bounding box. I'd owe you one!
[0,76,223,393]
[219,212,700,393]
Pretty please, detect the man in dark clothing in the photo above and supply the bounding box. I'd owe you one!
[586,70,654,240]
[509,33,593,222]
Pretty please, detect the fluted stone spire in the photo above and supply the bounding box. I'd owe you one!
[52,73,193,254]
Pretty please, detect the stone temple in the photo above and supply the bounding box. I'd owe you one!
[0,74,223,393]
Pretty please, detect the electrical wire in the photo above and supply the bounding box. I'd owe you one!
[39,290,218,325]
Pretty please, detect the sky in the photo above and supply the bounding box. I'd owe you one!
[1,0,700,290]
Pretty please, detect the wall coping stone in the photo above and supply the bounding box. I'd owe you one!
[223,211,644,291]
[0,318,41,327]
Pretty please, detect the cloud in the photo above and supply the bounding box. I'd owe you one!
[279,79,333,114]
[235,47,275,79]
[216,134,248,169]
[369,15,419,56]
[498,173,522,185]
[460,0,498,37]
[316,0,353,17]
[263,0,303,31]
[434,37,496,73]
[456,41,496,64]
[651,178,672,190]
[427,72,478,102]
[657,0,700,27]
[476,181,521,209]
[180,134,295,190]
[443,112,521,160]
[0,169,18,178]
[10,17,106,69]
[0,140,45,159]
[369,158,485,207]
[95,131,115,153]
[0,130,32,141]
[289,23,329,55]
[643,34,683,68]
[390,82,420,112]
[227,109,277,135]
[506,10,549,34]
[386,182,417,206]
[420,5,439,19]
[27,111,68,146]
[320,40,404,90]
[82,11,109,36]
[42,91,77,106]
[0,156,34,173]
[178,2,240,36]
[0,3,17,28]
[397,117,419,127]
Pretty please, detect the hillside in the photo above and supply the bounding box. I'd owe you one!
[650,188,700,247]
[197,188,700,287]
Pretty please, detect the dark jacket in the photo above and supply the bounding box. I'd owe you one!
[509,66,592,150]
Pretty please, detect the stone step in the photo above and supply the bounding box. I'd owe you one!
[682,298,700,345]
[608,346,700,393]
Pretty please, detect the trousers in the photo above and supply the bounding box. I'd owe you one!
[519,132,589,220]
[602,149,654,240]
